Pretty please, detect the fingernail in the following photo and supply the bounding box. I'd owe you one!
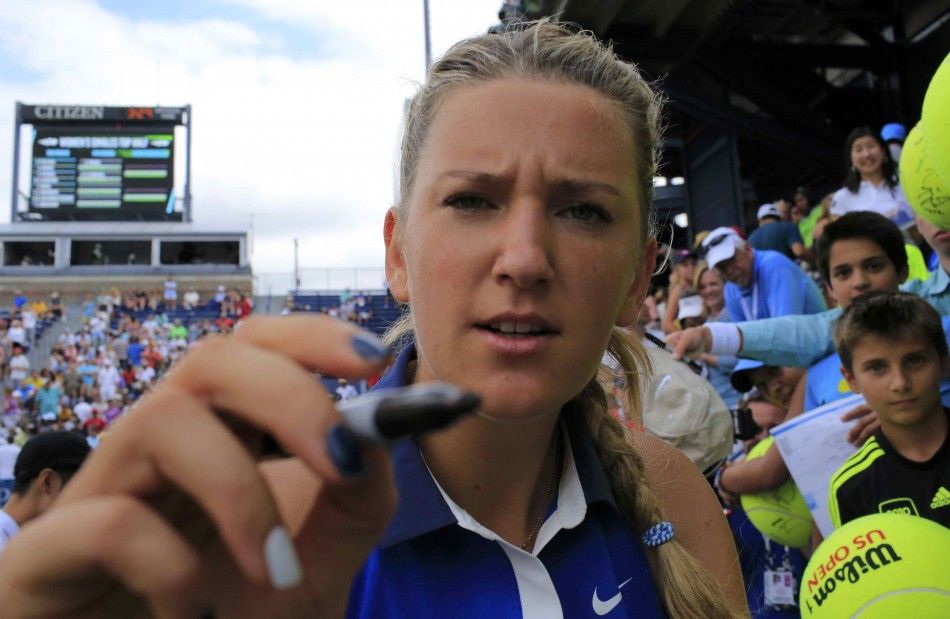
[326,424,365,476]
[351,332,389,361]
[264,526,303,590]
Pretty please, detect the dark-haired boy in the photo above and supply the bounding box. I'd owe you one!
[828,293,950,528]
[717,212,916,494]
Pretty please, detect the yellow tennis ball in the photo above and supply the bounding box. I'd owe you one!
[901,123,950,229]
[739,437,813,548]
[921,53,949,188]
[800,513,950,617]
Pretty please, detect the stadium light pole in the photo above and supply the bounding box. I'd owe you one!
[10,102,23,222]
[293,238,301,292]
[423,0,432,76]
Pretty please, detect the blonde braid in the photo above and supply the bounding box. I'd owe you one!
[576,328,743,618]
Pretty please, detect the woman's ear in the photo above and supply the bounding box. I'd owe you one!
[384,208,410,303]
[616,237,658,327]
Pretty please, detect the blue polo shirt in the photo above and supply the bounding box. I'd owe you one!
[347,344,666,618]
[724,250,826,322]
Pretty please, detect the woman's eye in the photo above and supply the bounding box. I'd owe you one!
[444,194,492,210]
[833,269,850,280]
[561,203,612,223]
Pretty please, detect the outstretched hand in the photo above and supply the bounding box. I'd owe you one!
[0,316,397,618]
[665,326,712,360]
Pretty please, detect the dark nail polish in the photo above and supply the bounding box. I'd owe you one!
[351,332,390,361]
[326,425,365,476]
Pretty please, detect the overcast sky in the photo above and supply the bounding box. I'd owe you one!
[0,0,503,290]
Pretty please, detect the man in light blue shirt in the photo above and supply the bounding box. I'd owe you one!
[701,227,826,322]
[673,216,950,368]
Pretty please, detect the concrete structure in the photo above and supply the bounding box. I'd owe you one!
[0,221,251,300]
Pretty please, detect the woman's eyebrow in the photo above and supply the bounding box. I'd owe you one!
[436,171,622,196]
[438,170,505,185]
[554,179,622,197]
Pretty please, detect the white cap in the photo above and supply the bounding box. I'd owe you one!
[757,203,781,220]
[676,295,704,321]
[701,227,744,269]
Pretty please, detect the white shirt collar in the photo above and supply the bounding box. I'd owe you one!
[426,424,587,556]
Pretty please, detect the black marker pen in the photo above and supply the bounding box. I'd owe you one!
[643,332,704,374]
[259,382,480,458]
[338,382,481,442]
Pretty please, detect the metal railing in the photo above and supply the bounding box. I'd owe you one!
[253,267,387,296]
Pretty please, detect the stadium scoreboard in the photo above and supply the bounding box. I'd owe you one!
[12,103,191,222]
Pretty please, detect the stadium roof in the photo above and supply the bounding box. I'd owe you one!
[0,222,247,237]
[510,0,949,217]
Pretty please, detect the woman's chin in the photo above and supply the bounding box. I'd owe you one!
[474,391,567,424]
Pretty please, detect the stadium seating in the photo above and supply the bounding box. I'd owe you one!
[289,293,401,338]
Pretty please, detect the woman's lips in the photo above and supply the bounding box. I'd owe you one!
[474,326,555,356]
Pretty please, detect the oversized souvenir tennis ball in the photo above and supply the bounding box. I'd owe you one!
[921,53,949,187]
[800,513,950,617]
[901,124,950,229]
[739,437,812,548]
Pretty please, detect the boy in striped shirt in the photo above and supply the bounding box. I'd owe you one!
[828,292,950,528]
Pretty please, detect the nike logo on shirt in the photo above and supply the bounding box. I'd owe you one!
[592,577,633,615]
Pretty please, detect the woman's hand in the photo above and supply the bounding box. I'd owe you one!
[0,315,397,618]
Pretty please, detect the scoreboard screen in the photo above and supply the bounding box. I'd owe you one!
[13,103,190,222]
[29,125,177,221]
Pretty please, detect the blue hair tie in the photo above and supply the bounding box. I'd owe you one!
[641,521,674,547]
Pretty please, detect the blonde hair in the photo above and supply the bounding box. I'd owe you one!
[692,261,710,292]
[385,20,740,618]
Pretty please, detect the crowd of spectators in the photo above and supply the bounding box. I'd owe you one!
[0,285,254,460]
[95,280,253,319]
[637,122,950,616]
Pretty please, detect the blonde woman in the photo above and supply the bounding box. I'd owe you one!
[694,264,741,407]
[0,21,746,618]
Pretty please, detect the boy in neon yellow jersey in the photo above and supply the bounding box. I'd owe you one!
[829,292,950,528]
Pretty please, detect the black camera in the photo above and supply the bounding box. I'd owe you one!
[731,406,760,441]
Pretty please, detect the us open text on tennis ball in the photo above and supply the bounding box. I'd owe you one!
[800,513,950,618]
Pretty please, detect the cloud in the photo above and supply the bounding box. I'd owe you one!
[0,0,500,284]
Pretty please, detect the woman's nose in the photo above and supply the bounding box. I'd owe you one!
[491,202,554,288]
